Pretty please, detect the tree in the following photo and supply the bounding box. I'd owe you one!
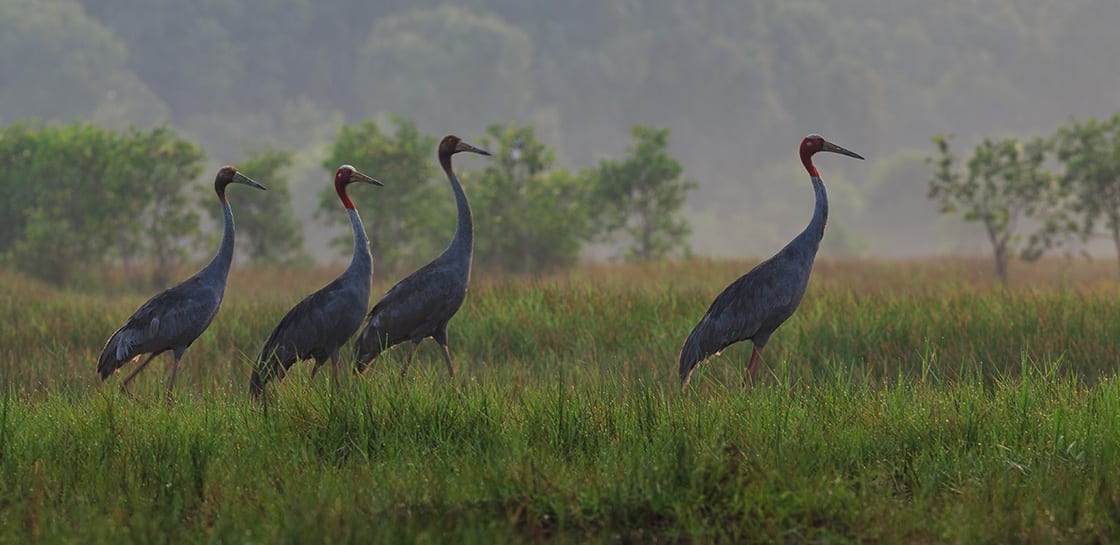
[926,134,1071,283]
[119,127,205,286]
[593,126,696,261]
[472,123,596,273]
[1,123,203,286]
[207,144,308,266]
[0,123,41,254]
[1053,113,1120,273]
[318,117,446,273]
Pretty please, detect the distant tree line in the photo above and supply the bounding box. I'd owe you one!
[8,1,1120,258]
[927,112,1120,283]
[317,118,696,275]
[0,118,695,287]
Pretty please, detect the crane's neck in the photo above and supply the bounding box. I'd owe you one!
[441,158,473,264]
[345,207,372,280]
[201,194,236,285]
[798,175,829,249]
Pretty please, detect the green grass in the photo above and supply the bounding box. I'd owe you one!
[2,259,1120,543]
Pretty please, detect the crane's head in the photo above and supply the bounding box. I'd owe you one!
[438,135,491,166]
[334,164,383,210]
[799,134,863,177]
[214,165,266,199]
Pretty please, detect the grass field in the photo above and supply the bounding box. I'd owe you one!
[2,258,1120,543]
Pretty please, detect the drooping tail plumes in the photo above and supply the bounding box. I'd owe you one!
[353,325,387,374]
[678,328,708,389]
[249,353,284,398]
[97,328,137,380]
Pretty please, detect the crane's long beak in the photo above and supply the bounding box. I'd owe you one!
[234,171,268,190]
[456,141,491,156]
[821,140,864,160]
[352,169,385,187]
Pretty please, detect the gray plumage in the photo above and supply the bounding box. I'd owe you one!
[679,135,863,388]
[249,165,382,397]
[354,135,490,377]
[97,166,266,398]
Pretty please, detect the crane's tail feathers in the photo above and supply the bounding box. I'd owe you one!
[353,325,387,374]
[97,330,135,380]
[678,330,710,390]
[249,354,284,398]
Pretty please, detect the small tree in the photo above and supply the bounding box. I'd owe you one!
[318,116,445,273]
[472,123,596,273]
[2,123,203,286]
[209,144,308,266]
[927,134,1071,283]
[123,126,204,286]
[593,125,696,261]
[1053,113,1120,273]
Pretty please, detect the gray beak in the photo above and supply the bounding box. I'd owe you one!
[456,141,491,156]
[820,140,864,160]
[234,171,268,190]
[351,169,385,187]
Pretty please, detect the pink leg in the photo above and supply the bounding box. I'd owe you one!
[120,352,159,393]
[745,346,763,386]
[439,344,456,378]
[165,355,182,404]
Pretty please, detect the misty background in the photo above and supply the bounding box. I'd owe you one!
[3,0,1118,263]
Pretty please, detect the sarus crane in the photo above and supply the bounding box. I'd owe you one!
[249,165,383,397]
[353,135,490,378]
[97,166,266,400]
[678,134,863,389]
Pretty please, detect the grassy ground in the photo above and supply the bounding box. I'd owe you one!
[2,258,1120,543]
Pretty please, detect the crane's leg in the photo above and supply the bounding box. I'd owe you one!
[120,352,160,394]
[434,328,455,378]
[166,355,182,404]
[399,341,421,377]
[745,346,764,386]
[439,345,456,378]
[329,350,341,388]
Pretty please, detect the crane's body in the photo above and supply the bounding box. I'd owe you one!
[249,166,381,397]
[354,135,490,377]
[678,135,863,389]
[97,167,265,399]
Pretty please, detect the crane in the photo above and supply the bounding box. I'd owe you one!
[249,165,383,397]
[353,135,490,378]
[678,134,863,389]
[97,166,266,400]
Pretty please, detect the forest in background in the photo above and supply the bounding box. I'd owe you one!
[3,0,1118,261]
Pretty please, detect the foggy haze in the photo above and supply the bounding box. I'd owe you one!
[3,0,1118,262]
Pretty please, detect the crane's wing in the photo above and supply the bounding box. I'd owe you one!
[355,262,464,367]
[97,281,218,379]
[252,281,364,395]
[678,257,804,386]
[257,280,366,366]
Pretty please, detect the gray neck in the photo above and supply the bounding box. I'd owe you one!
[794,176,828,252]
[443,164,473,264]
[345,207,372,280]
[200,197,236,285]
